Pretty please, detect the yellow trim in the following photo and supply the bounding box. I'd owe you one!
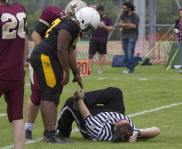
[45,18,61,38]
[41,54,56,88]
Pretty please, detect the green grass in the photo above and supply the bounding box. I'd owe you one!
[0,64,182,149]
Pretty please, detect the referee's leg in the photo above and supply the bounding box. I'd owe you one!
[57,98,75,138]
[85,87,125,114]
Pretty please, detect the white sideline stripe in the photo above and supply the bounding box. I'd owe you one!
[138,78,148,81]
[128,102,182,118]
[1,138,43,149]
[0,113,7,117]
[1,102,182,149]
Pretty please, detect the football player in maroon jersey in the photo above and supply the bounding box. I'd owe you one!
[0,0,28,148]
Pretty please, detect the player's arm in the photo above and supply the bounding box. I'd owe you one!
[75,90,91,119]
[24,35,29,64]
[32,22,49,45]
[23,15,29,64]
[31,31,42,45]
[68,48,79,75]
[57,29,72,85]
[68,48,83,88]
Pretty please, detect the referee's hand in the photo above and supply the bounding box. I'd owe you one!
[74,89,85,100]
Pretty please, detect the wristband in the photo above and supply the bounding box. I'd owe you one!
[137,129,141,137]
[75,96,83,101]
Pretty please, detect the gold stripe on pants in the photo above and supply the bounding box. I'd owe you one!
[41,54,56,88]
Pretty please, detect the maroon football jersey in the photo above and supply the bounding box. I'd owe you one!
[0,3,27,80]
[39,5,64,26]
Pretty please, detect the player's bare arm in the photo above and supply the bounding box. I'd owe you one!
[68,48,83,88]
[57,29,72,85]
[69,47,79,75]
[31,31,42,45]
[24,35,29,64]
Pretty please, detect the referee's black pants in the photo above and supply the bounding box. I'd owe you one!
[57,87,125,138]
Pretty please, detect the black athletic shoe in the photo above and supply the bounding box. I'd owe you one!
[43,130,69,144]
[25,129,32,140]
[57,132,71,143]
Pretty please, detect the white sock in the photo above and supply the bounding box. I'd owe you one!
[25,123,34,131]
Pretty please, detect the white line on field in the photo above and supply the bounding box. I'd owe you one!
[138,78,149,81]
[0,113,7,117]
[1,102,182,149]
[128,102,182,118]
[0,138,43,149]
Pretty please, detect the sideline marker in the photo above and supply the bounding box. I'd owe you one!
[76,59,90,76]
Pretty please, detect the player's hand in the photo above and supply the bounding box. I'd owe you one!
[129,131,138,143]
[72,73,83,89]
[62,71,69,86]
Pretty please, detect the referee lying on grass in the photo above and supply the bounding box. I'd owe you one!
[57,87,160,142]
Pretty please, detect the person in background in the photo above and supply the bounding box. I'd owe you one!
[57,88,160,143]
[116,2,139,74]
[88,5,113,74]
[0,0,28,148]
[174,8,182,74]
[25,0,87,140]
[29,7,100,143]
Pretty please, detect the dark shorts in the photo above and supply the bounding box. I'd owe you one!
[88,39,107,59]
[0,79,24,122]
[30,50,63,104]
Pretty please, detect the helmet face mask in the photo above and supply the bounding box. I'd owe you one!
[84,24,95,31]
[75,7,100,31]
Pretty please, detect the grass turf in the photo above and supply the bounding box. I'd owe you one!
[0,64,182,149]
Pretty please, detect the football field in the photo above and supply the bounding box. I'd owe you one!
[0,65,182,149]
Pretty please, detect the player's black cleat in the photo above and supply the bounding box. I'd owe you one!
[43,130,69,144]
[57,132,71,143]
[25,129,32,140]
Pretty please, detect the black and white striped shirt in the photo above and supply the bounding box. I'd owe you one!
[85,112,138,141]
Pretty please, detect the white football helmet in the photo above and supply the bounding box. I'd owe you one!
[75,7,100,30]
[65,0,87,15]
